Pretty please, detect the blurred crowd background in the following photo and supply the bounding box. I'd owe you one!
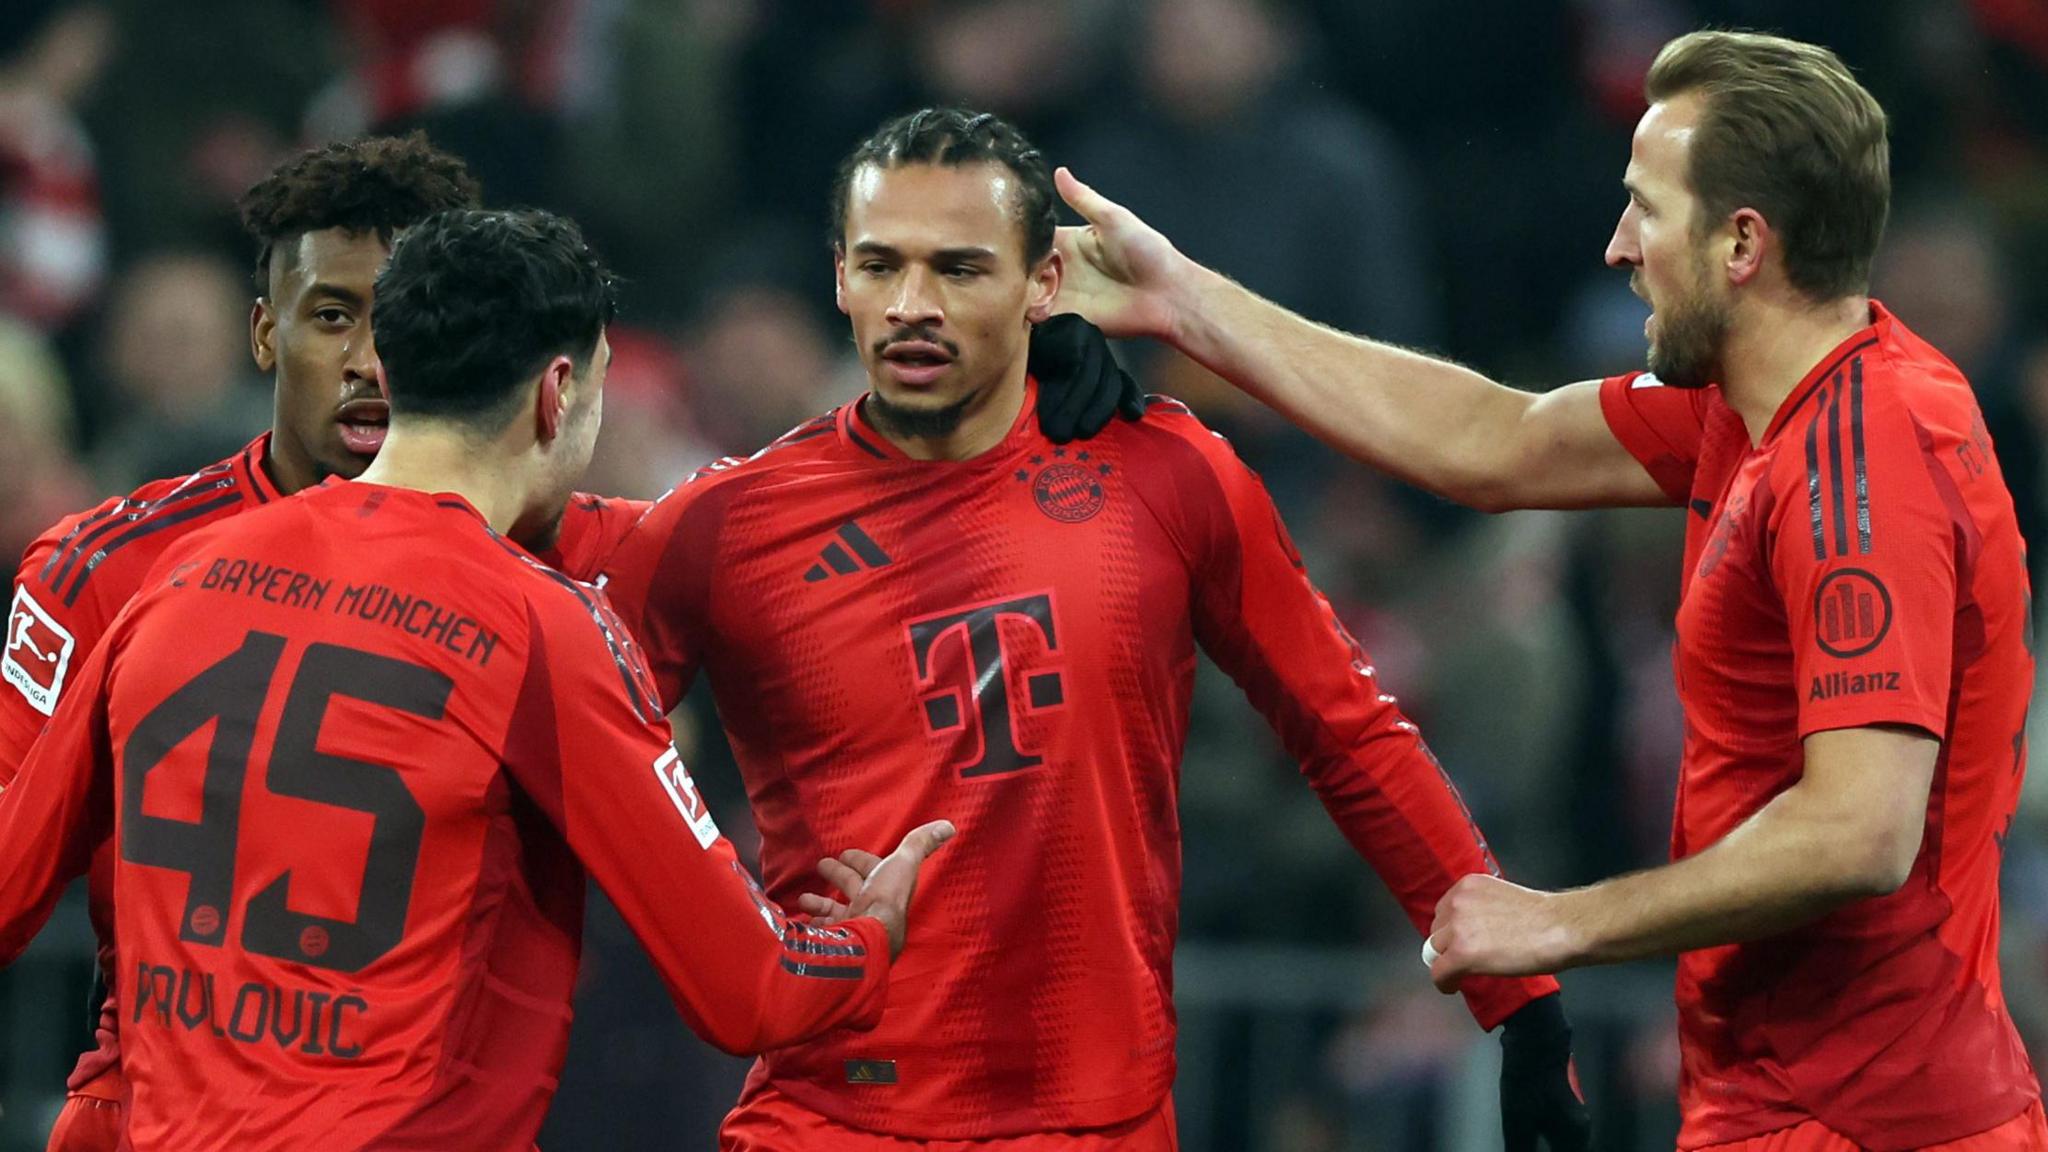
[0,0,2044,1149]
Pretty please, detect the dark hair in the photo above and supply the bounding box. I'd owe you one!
[237,131,483,292]
[1646,30,1890,302]
[830,107,1056,264]
[372,209,617,426]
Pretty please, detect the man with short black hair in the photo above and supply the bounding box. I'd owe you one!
[0,206,955,1151]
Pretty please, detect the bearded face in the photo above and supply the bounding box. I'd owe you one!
[1644,241,1732,390]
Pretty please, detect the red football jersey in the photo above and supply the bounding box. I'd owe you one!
[1,434,642,1106]
[1599,302,2040,1149]
[2,434,288,1097]
[589,382,1557,1140]
[0,481,890,1151]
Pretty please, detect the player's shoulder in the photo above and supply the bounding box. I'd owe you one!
[499,538,665,720]
[16,443,268,612]
[630,409,846,530]
[1110,394,1217,448]
[1768,315,1967,480]
[1867,308,1979,426]
[702,408,849,482]
[1108,394,1251,480]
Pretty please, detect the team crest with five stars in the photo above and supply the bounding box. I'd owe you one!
[1016,447,1111,523]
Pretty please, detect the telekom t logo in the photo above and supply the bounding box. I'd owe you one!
[906,593,1064,778]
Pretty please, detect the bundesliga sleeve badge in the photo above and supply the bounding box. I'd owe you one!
[3,585,75,716]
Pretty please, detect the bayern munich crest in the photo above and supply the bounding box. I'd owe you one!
[1016,449,1112,523]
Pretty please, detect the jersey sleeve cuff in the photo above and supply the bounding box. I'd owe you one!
[1797,708,1948,743]
[838,916,895,1032]
[1463,973,1563,1032]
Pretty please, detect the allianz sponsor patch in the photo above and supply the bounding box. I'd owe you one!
[1809,669,1901,701]
[4,586,74,716]
[652,744,719,849]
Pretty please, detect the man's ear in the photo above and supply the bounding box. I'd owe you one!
[834,246,850,316]
[535,355,573,443]
[1725,208,1771,288]
[251,298,277,373]
[1025,248,1062,325]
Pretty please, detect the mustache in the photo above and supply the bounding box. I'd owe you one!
[873,326,960,359]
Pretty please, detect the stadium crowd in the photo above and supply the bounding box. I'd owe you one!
[0,0,2044,1149]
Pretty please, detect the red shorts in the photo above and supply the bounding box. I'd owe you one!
[718,1082,1178,1152]
[1697,1101,2048,1152]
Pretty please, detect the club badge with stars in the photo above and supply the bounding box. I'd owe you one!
[1016,447,1112,524]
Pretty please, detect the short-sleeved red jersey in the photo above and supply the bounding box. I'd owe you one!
[587,382,1556,1140]
[0,481,890,1151]
[1599,302,2040,1149]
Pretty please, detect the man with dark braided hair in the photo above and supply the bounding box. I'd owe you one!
[581,106,1583,1151]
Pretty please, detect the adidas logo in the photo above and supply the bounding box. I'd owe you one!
[805,522,893,582]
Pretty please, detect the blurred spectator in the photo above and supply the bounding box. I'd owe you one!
[1068,0,1441,353]
[577,324,719,499]
[312,0,571,206]
[684,290,862,455]
[87,250,266,489]
[0,314,90,561]
[907,0,1107,147]
[86,0,330,254]
[554,0,755,313]
[0,1,111,333]
[728,4,917,232]
[1062,0,1444,522]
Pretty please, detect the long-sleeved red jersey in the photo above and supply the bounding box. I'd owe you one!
[586,383,1557,1140]
[0,480,890,1151]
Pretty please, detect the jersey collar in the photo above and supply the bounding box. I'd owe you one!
[242,433,285,503]
[838,377,1042,465]
[1761,300,1891,445]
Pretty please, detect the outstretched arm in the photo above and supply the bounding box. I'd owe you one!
[1053,168,1668,512]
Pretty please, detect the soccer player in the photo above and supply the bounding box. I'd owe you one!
[579,108,1590,1150]
[0,206,959,1150]
[0,134,1134,1151]
[0,132,481,1150]
[1050,30,2044,1151]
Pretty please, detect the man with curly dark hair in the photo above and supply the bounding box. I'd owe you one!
[237,130,482,491]
[0,131,483,1152]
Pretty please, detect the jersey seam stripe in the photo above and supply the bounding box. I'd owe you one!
[1771,334,1881,440]
[1826,376,1849,556]
[845,422,888,459]
[782,937,866,957]
[44,475,239,590]
[778,956,866,979]
[61,492,244,607]
[239,449,271,504]
[490,536,658,722]
[1805,408,1827,561]
[1851,356,1871,554]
